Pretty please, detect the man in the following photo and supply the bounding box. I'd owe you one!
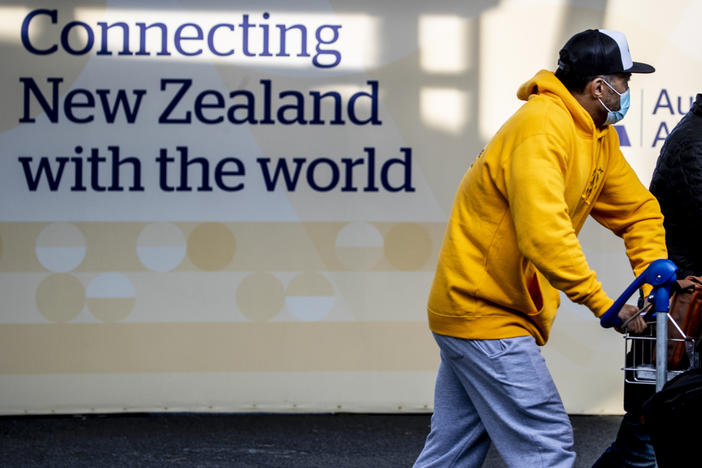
[593,93,702,467]
[413,29,667,467]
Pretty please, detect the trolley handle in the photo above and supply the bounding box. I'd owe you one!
[599,259,677,328]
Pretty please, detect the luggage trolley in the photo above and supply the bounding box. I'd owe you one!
[600,260,702,466]
[599,259,683,391]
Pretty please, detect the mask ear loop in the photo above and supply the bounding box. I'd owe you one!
[597,78,621,113]
[600,78,623,97]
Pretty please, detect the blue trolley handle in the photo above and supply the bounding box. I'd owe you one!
[599,259,678,328]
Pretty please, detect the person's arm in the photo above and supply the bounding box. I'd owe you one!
[677,138,702,223]
[589,147,667,279]
[504,132,613,317]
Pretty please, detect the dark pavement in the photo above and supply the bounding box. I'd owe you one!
[0,413,621,467]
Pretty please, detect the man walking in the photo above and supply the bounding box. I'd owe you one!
[414,29,667,467]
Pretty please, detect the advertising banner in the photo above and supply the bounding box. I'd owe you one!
[0,0,699,414]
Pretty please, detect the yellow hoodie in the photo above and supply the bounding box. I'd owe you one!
[427,70,667,345]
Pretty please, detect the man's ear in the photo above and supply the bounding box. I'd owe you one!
[589,77,605,100]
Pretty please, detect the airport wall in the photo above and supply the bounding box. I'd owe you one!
[0,0,698,414]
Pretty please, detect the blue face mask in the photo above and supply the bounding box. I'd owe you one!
[598,79,630,125]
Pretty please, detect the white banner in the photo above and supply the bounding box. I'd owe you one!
[0,0,699,414]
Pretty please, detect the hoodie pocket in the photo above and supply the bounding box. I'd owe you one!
[526,271,544,314]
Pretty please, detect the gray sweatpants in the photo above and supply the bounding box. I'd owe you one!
[414,334,576,468]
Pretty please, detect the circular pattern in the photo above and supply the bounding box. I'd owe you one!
[86,273,136,323]
[236,272,285,322]
[35,223,87,272]
[36,274,85,323]
[187,223,236,271]
[285,272,335,322]
[384,223,432,271]
[137,223,187,272]
[334,222,384,271]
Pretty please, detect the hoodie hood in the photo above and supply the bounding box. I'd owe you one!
[517,70,601,136]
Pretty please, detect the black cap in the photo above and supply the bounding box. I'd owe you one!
[558,29,655,76]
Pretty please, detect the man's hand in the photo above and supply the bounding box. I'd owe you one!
[615,304,647,334]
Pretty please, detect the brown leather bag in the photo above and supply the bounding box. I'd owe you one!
[667,276,702,369]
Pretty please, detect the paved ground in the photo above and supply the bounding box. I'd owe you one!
[0,413,621,467]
